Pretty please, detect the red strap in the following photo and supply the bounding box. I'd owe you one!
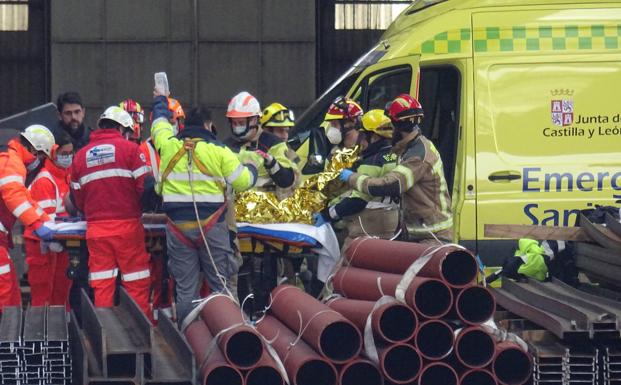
[166,203,228,250]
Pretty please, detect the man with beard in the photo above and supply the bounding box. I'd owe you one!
[339,94,453,243]
[55,92,90,150]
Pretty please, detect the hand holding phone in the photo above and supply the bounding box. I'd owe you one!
[154,72,170,97]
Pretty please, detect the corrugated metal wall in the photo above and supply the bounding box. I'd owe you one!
[0,0,49,119]
[50,0,316,137]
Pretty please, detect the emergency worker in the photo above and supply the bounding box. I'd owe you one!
[315,109,399,247]
[150,90,258,325]
[69,106,152,317]
[224,92,297,193]
[340,94,453,242]
[324,96,364,151]
[0,125,56,309]
[24,131,73,306]
[119,98,144,143]
[260,102,300,164]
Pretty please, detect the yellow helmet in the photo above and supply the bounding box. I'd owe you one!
[260,102,295,127]
[360,109,393,139]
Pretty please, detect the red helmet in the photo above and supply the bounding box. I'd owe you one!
[325,96,363,122]
[386,94,424,122]
[119,98,144,140]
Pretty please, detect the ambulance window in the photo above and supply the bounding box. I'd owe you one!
[365,68,412,110]
[419,65,460,192]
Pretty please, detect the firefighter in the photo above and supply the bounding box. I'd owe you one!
[150,90,258,325]
[340,94,453,242]
[260,102,300,165]
[24,131,74,306]
[224,92,297,193]
[314,109,399,248]
[119,98,145,144]
[324,96,364,151]
[0,125,56,309]
[69,106,152,318]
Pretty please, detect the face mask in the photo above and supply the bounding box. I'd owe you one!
[172,122,179,136]
[26,157,41,172]
[326,125,342,145]
[232,124,248,137]
[55,154,73,169]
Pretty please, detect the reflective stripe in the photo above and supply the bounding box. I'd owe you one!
[12,201,33,218]
[132,165,150,178]
[0,263,10,275]
[37,199,57,209]
[35,207,45,216]
[356,175,369,192]
[147,141,160,180]
[167,172,225,183]
[71,181,81,190]
[89,268,119,281]
[80,169,133,186]
[122,269,150,282]
[328,205,339,220]
[408,217,454,234]
[162,193,225,203]
[225,164,245,184]
[0,175,23,186]
[0,221,7,233]
[393,165,415,189]
[267,161,281,175]
[255,176,273,188]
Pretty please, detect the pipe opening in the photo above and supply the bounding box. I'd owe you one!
[461,370,497,385]
[494,347,532,385]
[383,344,421,383]
[204,366,243,385]
[379,305,417,342]
[441,250,478,287]
[320,321,361,363]
[246,366,284,385]
[457,329,495,368]
[414,279,452,318]
[297,359,337,385]
[457,287,495,324]
[225,331,263,368]
[416,321,454,359]
[340,361,382,385]
[419,363,458,385]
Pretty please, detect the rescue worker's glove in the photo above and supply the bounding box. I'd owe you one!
[313,213,328,227]
[339,169,354,182]
[501,255,524,280]
[34,223,56,241]
[151,95,172,121]
[255,149,276,169]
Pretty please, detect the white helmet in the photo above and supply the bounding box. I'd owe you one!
[226,91,261,118]
[98,106,134,129]
[21,125,55,157]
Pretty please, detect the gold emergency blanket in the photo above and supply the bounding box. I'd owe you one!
[235,147,359,224]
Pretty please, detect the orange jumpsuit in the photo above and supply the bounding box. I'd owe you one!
[0,139,51,309]
[24,159,72,306]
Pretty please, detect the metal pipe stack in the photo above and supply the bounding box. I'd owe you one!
[327,237,533,385]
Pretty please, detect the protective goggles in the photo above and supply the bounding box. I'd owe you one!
[270,109,295,124]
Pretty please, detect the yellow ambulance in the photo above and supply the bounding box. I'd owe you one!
[292,0,621,263]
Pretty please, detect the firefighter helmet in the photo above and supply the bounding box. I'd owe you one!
[226,91,261,118]
[119,98,144,140]
[386,94,424,122]
[260,103,295,127]
[324,96,363,122]
[360,109,393,139]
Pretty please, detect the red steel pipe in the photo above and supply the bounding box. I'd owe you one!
[269,285,362,364]
[256,315,337,385]
[345,238,477,288]
[414,319,455,360]
[493,341,533,385]
[378,343,422,384]
[460,368,498,385]
[453,285,496,325]
[245,351,285,385]
[199,295,264,369]
[184,319,243,385]
[332,267,453,319]
[326,297,417,344]
[417,362,458,385]
[338,357,384,385]
[454,326,496,368]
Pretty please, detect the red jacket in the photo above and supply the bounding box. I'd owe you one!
[70,129,149,222]
[0,140,49,246]
[139,138,160,179]
[24,159,70,240]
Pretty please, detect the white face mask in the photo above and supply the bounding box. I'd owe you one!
[55,154,73,169]
[26,157,41,172]
[232,124,248,137]
[326,125,342,145]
